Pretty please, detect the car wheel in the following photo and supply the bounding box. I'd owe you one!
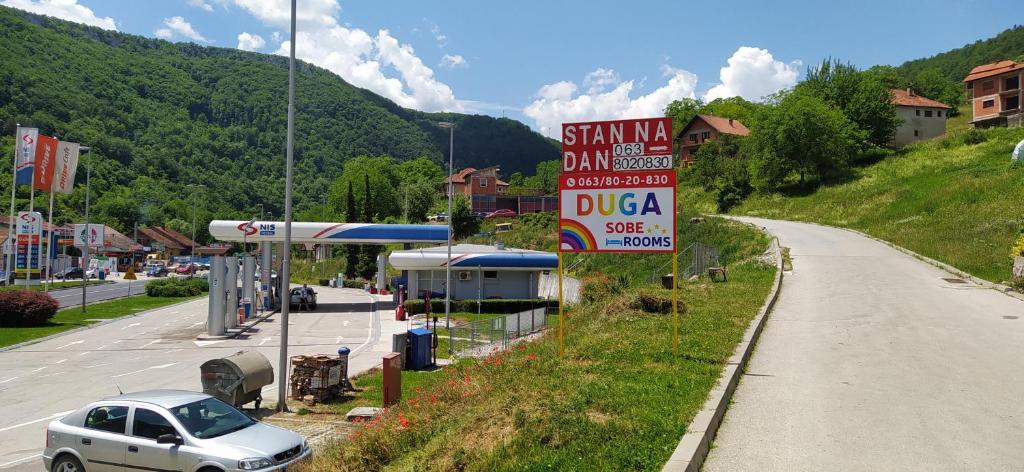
[52,455,84,472]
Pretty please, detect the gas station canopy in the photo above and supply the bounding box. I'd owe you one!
[208,221,448,244]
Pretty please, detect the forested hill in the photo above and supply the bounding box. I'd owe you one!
[898,25,1024,82]
[0,6,558,231]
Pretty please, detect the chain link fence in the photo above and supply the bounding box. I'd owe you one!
[449,307,549,357]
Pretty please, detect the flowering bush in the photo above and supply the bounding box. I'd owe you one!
[0,290,59,326]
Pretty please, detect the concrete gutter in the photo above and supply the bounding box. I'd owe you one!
[662,235,784,472]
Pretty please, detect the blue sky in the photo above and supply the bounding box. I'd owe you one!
[3,0,1020,137]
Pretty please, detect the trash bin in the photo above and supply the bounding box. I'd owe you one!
[98,269,106,281]
[661,274,674,289]
[200,350,274,409]
[407,328,433,370]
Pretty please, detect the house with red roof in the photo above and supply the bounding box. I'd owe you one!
[963,60,1023,128]
[442,166,509,213]
[675,114,750,165]
[890,88,951,146]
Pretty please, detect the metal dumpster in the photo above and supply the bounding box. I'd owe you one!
[200,350,274,409]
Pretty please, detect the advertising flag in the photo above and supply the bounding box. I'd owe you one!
[52,141,80,194]
[32,134,58,191]
[14,127,38,185]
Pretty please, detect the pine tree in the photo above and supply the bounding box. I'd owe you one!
[344,181,359,279]
[357,173,380,279]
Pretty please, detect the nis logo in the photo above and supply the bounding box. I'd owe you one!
[238,222,276,236]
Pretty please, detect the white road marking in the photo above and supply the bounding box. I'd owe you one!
[0,453,42,468]
[29,367,46,374]
[55,340,83,350]
[164,348,183,353]
[112,363,177,378]
[259,337,272,346]
[97,344,108,350]
[0,410,74,433]
[54,358,67,364]
[140,339,163,349]
[336,336,344,343]
[112,340,124,344]
[78,351,91,356]
[39,371,65,378]
[193,340,224,347]
[85,363,110,369]
[121,322,142,330]
[190,321,205,326]
[0,377,18,384]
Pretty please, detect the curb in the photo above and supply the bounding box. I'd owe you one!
[662,235,784,472]
[0,296,205,353]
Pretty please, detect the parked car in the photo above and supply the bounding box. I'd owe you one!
[486,209,517,219]
[55,267,84,280]
[289,286,317,310]
[427,213,447,222]
[44,390,310,472]
[84,268,100,279]
[146,265,169,277]
[0,270,13,285]
[175,264,197,275]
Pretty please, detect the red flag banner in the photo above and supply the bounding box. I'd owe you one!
[32,134,58,191]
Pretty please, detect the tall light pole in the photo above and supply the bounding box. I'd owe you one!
[80,146,91,313]
[187,184,205,269]
[438,121,455,338]
[321,194,326,281]
[277,0,297,413]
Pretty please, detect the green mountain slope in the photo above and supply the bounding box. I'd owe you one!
[898,25,1024,82]
[0,6,557,233]
[687,127,1024,283]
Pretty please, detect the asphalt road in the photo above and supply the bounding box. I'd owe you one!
[46,279,151,308]
[0,287,405,471]
[704,218,1024,471]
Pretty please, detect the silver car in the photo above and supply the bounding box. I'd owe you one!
[43,390,310,472]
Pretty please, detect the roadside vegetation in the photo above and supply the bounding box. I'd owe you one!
[0,279,109,292]
[0,294,198,348]
[297,200,776,471]
[686,125,1024,283]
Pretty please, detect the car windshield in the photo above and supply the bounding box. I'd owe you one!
[169,397,256,439]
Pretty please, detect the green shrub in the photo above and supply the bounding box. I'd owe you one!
[342,279,365,289]
[629,289,675,315]
[962,128,987,145]
[145,277,209,297]
[0,290,59,326]
[403,298,557,316]
[1011,233,1024,259]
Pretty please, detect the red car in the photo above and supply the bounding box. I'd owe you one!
[175,263,197,275]
[486,209,517,219]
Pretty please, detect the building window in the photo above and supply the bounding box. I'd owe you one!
[688,133,697,143]
[700,131,710,141]
[483,271,498,279]
[1006,76,1020,91]
[924,110,933,117]
[983,80,994,92]
[937,110,942,117]
[914,130,919,137]
[479,177,487,188]
[983,99,995,109]
[1007,96,1020,110]
[915,109,920,116]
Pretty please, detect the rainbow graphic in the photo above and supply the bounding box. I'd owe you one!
[560,219,597,251]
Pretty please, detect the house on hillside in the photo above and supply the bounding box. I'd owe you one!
[137,226,197,258]
[675,114,749,166]
[890,88,951,146]
[963,60,1023,128]
[443,167,509,214]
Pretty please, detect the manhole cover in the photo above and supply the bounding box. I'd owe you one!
[942,278,968,284]
[1003,315,1019,320]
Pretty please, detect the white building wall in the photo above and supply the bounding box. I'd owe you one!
[893,106,947,146]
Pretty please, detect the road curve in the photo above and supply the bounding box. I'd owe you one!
[704,217,1024,471]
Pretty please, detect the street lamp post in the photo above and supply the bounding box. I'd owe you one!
[438,122,455,347]
[80,146,91,313]
[187,184,205,271]
[277,0,297,413]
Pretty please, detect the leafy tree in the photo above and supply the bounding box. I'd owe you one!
[344,181,359,279]
[664,98,704,136]
[451,194,479,239]
[689,134,752,212]
[847,76,901,147]
[357,174,380,279]
[701,97,762,127]
[748,90,859,191]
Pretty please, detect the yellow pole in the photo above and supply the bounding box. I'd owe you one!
[672,249,679,357]
[557,251,564,358]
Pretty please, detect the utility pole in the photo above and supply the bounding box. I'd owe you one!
[438,122,455,339]
[187,184,205,270]
[277,0,297,413]
[80,146,91,313]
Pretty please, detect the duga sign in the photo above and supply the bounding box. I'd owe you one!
[559,170,676,253]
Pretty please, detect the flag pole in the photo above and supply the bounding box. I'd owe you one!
[44,185,55,291]
[6,124,18,283]
[28,143,36,286]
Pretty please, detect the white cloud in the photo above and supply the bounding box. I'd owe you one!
[234,0,462,112]
[583,68,620,94]
[236,31,265,51]
[188,0,214,12]
[427,20,446,47]
[703,46,800,102]
[270,31,282,43]
[1,0,116,30]
[439,53,466,69]
[524,67,698,139]
[155,16,208,43]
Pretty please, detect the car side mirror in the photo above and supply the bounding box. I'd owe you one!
[156,433,183,445]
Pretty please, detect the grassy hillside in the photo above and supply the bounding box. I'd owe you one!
[693,126,1024,283]
[0,6,557,232]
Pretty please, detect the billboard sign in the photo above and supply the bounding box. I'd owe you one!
[561,117,673,173]
[558,170,676,253]
[74,224,105,247]
[15,211,43,276]
[14,127,38,185]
